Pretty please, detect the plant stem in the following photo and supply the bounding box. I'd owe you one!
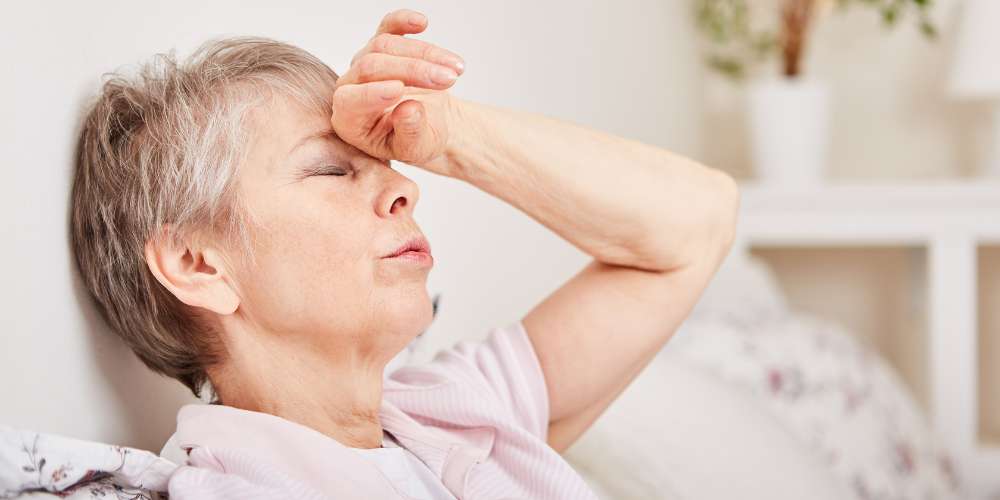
[780,0,814,77]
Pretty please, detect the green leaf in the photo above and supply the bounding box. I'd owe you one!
[707,56,746,80]
[920,21,937,37]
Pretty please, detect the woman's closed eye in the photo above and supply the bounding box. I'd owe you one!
[284,163,352,186]
[306,164,350,177]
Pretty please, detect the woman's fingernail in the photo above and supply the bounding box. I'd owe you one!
[429,66,457,86]
[380,81,403,99]
[440,54,466,73]
[407,13,426,26]
[402,110,422,124]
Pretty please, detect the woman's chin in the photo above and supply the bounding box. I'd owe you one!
[386,289,435,335]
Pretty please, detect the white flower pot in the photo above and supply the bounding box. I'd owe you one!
[747,79,832,186]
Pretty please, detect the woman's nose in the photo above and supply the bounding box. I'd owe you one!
[374,164,420,219]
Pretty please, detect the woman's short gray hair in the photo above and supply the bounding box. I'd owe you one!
[70,37,338,397]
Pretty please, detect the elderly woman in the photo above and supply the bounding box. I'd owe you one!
[71,9,737,500]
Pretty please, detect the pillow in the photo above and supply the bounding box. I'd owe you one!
[563,353,854,500]
[682,254,789,327]
[568,255,963,500]
[665,255,963,500]
[667,314,963,500]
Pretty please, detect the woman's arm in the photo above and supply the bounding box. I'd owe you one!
[434,101,739,451]
[331,9,739,452]
[434,101,736,274]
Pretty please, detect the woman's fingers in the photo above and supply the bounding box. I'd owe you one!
[330,10,455,164]
[334,80,405,113]
[331,88,437,164]
[338,53,457,89]
[331,81,404,138]
[375,9,427,37]
[352,34,465,75]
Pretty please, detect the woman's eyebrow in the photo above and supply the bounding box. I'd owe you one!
[287,131,339,155]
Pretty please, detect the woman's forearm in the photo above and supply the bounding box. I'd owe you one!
[433,99,739,272]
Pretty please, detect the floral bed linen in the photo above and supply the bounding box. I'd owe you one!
[0,426,175,499]
[665,256,964,500]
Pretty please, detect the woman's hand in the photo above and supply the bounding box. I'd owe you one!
[331,10,465,170]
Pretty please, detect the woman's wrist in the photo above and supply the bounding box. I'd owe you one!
[419,98,489,182]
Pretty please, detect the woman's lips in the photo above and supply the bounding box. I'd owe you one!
[383,236,433,266]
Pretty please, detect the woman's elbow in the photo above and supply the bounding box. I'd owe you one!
[707,169,740,261]
[635,168,740,273]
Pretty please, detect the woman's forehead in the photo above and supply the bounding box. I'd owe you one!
[266,95,334,146]
[247,99,341,170]
[287,130,341,156]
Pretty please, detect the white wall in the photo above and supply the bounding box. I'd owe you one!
[0,0,703,451]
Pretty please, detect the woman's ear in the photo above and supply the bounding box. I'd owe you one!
[144,233,240,315]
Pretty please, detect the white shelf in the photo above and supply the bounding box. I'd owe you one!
[740,181,1000,210]
[735,181,1000,500]
[737,181,1000,248]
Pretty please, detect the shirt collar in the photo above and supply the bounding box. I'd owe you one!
[176,403,402,499]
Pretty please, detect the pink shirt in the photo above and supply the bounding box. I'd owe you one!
[168,323,598,500]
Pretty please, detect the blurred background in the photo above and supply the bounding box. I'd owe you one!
[1,0,998,498]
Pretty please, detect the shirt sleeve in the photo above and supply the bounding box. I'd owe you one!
[385,322,550,442]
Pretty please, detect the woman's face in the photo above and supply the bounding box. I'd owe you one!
[226,94,434,364]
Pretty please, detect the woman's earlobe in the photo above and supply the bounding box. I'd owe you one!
[198,248,241,315]
[144,239,240,316]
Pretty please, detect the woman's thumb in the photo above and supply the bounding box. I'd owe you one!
[390,100,428,164]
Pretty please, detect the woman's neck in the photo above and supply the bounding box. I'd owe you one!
[207,319,390,449]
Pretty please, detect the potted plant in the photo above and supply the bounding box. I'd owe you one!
[695,0,936,185]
